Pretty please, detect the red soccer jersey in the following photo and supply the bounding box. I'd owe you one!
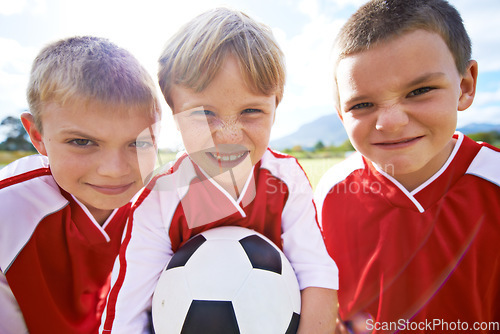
[0,155,129,334]
[315,133,500,333]
[101,149,338,333]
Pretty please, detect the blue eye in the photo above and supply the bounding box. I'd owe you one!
[191,109,214,116]
[133,140,154,149]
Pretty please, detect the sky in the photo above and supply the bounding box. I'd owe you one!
[1,0,500,150]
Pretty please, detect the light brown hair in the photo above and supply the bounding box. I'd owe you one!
[158,7,286,109]
[27,36,161,131]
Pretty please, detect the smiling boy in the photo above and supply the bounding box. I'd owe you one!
[101,8,339,334]
[0,36,160,334]
[315,0,500,333]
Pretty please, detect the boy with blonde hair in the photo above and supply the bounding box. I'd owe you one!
[101,8,339,334]
[315,0,500,333]
[0,36,161,333]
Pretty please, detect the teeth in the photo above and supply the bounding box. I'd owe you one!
[211,152,246,162]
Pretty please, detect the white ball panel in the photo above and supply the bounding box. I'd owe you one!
[233,270,295,334]
[201,225,255,240]
[152,267,192,334]
[184,240,252,300]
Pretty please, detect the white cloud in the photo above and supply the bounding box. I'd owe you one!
[0,38,38,116]
[452,0,500,72]
[272,1,346,138]
[0,0,46,16]
[458,87,500,126]
[0,0,27,15]
[298,0,319,19]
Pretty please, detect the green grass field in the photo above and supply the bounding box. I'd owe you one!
[298,157,344,190]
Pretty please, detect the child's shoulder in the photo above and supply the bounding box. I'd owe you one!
[0,155,67,273]
[0,154,65,207]
[316,152,365,193]
[147,153,194,190]
[261,147,302,170]
[465,137,500,187]
[0,154,65,209]
[0,154,50,183]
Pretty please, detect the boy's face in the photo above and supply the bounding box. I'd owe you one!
[335,29,476,190]
[25,100,159,223]
[170,55,276,194]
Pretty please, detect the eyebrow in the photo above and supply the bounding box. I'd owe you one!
[405,72,446,88]
[60,129,154,143]
[59,129,99,141]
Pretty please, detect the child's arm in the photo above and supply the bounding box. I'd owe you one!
[298,287,338,334]
[277,156,339,333]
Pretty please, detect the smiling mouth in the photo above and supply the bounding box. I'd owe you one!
[90,183,134,195]
[208,151,247,162]
[375,136,424,146]
[204,150,250,169]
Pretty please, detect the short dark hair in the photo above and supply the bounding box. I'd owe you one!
[335,0,471,74]
[331,0,472,109]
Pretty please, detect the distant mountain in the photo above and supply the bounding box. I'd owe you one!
[270,114,500,150]
[270,114,347,150]
[456,123,500,134]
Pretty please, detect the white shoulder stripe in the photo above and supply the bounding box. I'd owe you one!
[0,175,68,272]
[466,146,500,187]
[0,155,48,179]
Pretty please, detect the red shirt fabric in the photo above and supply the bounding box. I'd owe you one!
[315,133,500,333]
[0,155,129,334]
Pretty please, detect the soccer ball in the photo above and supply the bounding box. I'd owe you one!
[152,226,301,334]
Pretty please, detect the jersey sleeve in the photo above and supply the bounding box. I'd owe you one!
[100,188,174,334]
[278,157,339,290]
[0,272,28,334]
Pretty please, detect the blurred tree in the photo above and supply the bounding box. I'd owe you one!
[0,115,36,151]
[468,131,500,147]
[314,140,325,150]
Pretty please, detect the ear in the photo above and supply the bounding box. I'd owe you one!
[336,106,344,122]
[458,60,478,111]
[20,112,47,156]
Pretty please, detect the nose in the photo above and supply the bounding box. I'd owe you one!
[96,149,131,178]
[375,103,409,132]
[212,116,243,144]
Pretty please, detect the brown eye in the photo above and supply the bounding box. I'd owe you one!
[350,102,373,110]
[70,139,93,146]
[408,87,433,97]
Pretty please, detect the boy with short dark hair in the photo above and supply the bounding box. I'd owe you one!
[101,8,339,334]
[315,0,500,333]
[0,36,161,334]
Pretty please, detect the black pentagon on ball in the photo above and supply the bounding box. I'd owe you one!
[285,312,300,334]
[181,300,240,334]
[239,234,282,274]
[166,234,207,270]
